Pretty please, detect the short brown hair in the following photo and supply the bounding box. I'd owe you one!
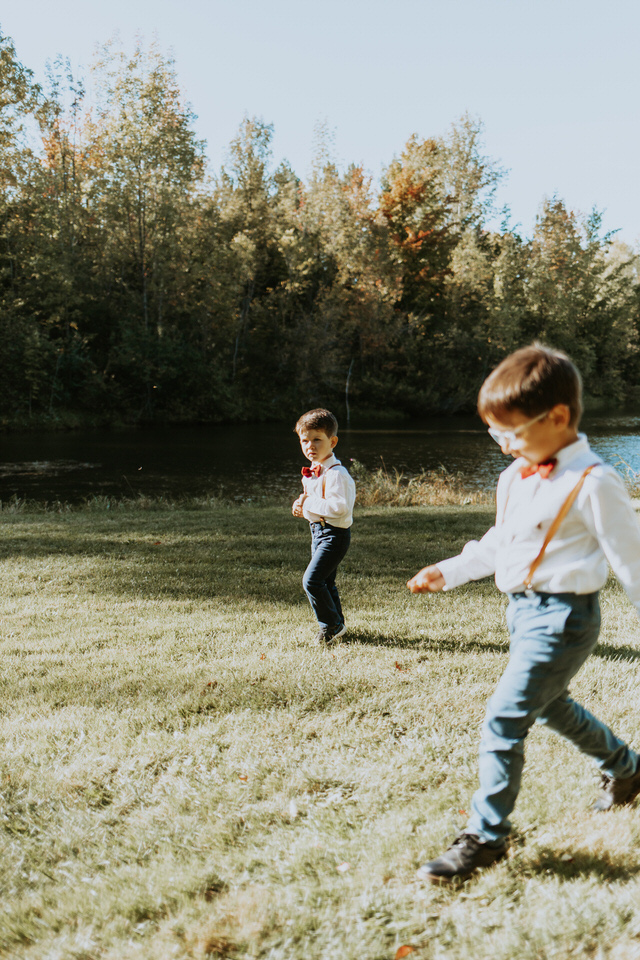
[477,344,583,427]
[294,408,338,437]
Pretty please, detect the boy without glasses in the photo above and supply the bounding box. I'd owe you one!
[293,409,356,645]
[408,344,640,883]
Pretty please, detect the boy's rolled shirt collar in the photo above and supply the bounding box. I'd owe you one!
[315,454,340,472]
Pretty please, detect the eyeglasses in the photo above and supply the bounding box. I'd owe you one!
[487,410,550,446]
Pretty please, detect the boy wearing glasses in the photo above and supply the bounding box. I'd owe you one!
[408,344,640,883]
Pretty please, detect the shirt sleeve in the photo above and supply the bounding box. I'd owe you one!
[437,525,499,590]
[434,465,514,590]
[303,468,351,520]
[581,469,640,618]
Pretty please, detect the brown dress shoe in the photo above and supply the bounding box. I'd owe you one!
[593,762,640,812]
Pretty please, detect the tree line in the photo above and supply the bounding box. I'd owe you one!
[1,31,639,427]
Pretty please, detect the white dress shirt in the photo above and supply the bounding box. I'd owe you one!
[302,455,356,528]
[437,435,640,617]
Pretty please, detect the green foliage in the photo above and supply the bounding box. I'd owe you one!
[0,30,639,425]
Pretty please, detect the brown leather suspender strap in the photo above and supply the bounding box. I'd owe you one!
[523,464,599,590]
[319,463,340,525]
[321,463,339,499]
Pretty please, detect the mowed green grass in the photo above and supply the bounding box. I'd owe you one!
[1,501,640,960]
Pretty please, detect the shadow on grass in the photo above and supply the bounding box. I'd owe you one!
[593,643,640,663]
[0,526,313,604]
[0,507,473,606]
[3,511,639,667]
[345,628,507,654]
[523,846,640,883]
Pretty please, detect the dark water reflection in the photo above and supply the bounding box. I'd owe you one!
[1,411,639,503]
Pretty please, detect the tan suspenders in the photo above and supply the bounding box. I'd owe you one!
[523,464,599,590]
[317,463,339,527]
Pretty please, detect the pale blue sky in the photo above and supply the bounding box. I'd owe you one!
[2,0,639,242]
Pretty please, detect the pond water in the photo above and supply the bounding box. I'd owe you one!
[1,411,639,503]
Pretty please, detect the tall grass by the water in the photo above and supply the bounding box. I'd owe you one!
[0,467,490,514]
[616,458,640,499]
[350,460,493,507]
[1,501,640,959]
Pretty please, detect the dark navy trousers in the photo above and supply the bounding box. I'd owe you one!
[302,522,351,632]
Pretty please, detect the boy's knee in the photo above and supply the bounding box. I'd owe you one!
[303,570,320,593]
[483,708,531,748]
[537,694,580,733]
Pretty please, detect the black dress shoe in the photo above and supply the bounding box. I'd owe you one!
[416,832,508,883]
[593,761,640,812]
[316,623,347,645]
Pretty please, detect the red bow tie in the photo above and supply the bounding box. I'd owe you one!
[520,458,557,480]
[302,464,322,478]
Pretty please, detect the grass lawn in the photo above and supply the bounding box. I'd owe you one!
[1,500,640,960]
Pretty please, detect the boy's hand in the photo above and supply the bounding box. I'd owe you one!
[292,494,307,518]
[407,565,445,593]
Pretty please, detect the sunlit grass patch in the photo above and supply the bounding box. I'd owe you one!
[0,501,639,959]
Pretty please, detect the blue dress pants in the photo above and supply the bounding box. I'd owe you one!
[467,591,639,844]
[303,522,351,632]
